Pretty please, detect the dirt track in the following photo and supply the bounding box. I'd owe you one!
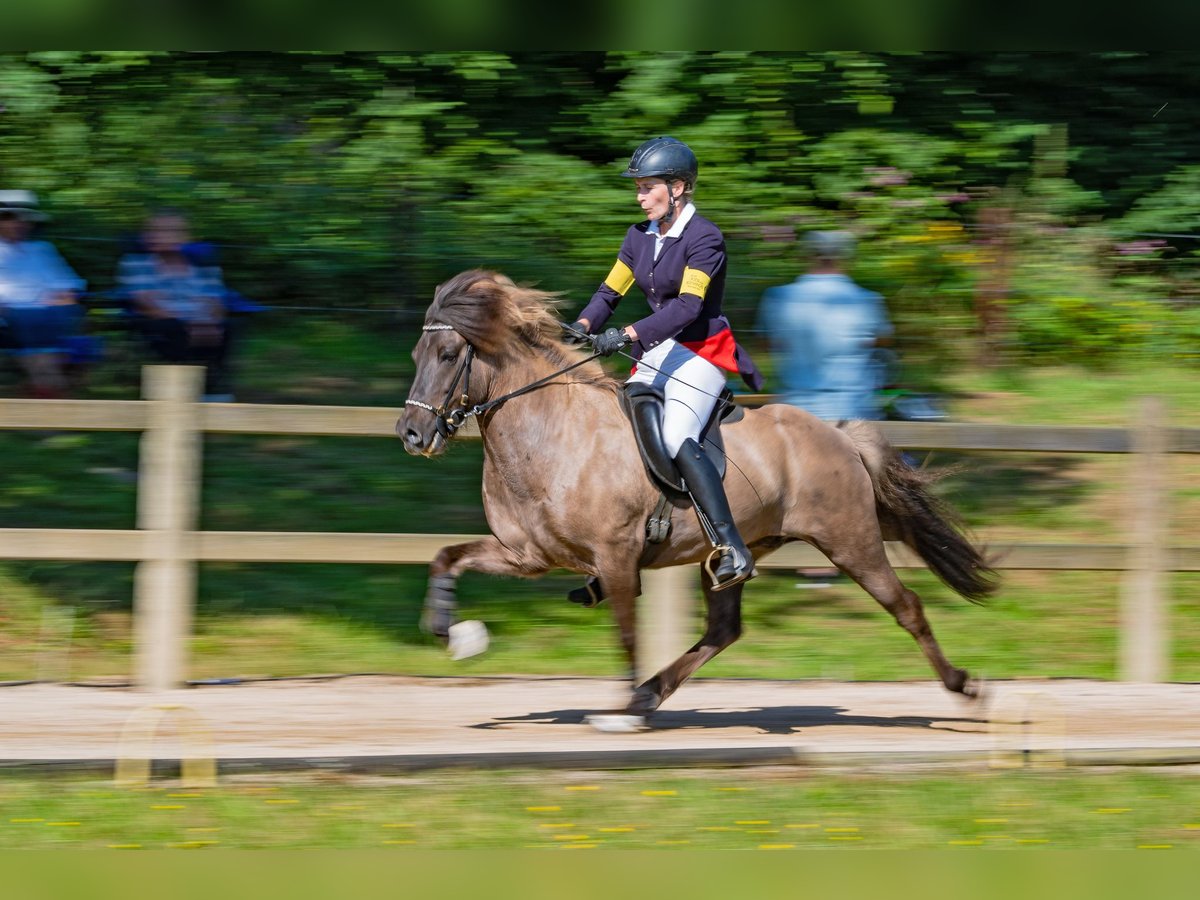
[2,676,1200,770]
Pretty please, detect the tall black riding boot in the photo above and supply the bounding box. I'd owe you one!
[673,438,755,590]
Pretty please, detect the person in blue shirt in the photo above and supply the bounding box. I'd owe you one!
[758,230,892,422]
[117,210,234,401]
[0,191,86,398]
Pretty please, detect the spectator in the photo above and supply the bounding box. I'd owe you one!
[757,230,893,422]
[117,210,234,401]
[0,190,87,398]
[758,230,894,586]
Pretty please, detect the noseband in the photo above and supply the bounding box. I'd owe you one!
[404,324,477,439]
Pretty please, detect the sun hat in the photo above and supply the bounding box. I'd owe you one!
[0,190,49,222]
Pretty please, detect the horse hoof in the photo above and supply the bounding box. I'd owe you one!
[626,687,662,717]
[586,714,646,734]
[962,674,990,704]
[448,620,489,660]
[420,609,453,640]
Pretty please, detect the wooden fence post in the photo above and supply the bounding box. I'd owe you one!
[638,567,693,683]
[133,366,205,691]
[1119,396,1168,682]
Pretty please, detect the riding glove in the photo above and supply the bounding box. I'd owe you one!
[561,320,591,346]
[594,327,631,357]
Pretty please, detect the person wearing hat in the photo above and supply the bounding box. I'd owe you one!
[0,190,87,398]
[756,230,893,587]
[757,230,893,422]
[564,136,763,591]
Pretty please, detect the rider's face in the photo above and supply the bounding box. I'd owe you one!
[635,177,682,222]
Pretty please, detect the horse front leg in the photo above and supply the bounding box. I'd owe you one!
[421,537,546,642]
[594,565,641,684]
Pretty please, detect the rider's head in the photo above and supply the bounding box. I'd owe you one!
[622,136,697,225]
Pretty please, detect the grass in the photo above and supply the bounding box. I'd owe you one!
[2,315,1199,683]
[7,566,1199,684]
[2,768,1200,849]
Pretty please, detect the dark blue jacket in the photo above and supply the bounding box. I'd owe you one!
[579,211,763,390]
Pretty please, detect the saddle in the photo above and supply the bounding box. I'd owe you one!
[567,384,743,608]
[618,381,743,542]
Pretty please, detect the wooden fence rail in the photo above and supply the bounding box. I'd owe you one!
[2,366,1197,688]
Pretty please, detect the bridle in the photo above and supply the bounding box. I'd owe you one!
[403,324,479,439]
[404,322,602,440]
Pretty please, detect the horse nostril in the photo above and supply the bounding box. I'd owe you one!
[405,427,424,448]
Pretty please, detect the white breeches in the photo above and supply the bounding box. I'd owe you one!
[626,338,728,457]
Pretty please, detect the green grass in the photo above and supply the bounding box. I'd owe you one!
[2,317,1199,683]
[944,365,1200,428]
[2,768,1200,849]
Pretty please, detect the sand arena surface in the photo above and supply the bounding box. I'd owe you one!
[1,676,1199,765]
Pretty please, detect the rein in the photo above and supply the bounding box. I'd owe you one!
[404,323,601,439]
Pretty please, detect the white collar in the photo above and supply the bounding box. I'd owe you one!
[648,202,695,240]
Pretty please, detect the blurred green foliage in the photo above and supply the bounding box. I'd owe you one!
[1,51,1198,371]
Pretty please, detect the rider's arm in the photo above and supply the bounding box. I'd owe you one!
[576,227,638,333]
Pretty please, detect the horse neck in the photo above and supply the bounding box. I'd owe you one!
[475,343,607,454]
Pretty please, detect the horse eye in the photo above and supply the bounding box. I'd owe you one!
[440,350,458,363]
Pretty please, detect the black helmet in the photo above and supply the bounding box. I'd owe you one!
[622,136,698,188]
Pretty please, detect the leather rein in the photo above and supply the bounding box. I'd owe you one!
[403,323,601,439]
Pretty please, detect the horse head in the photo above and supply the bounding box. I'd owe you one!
[397,269,572,456]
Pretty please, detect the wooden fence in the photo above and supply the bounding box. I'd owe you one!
[2,366,1198,689]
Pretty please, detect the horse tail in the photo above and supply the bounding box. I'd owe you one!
[840,421,998,604]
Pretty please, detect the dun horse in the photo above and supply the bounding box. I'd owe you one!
[397,270,996,720]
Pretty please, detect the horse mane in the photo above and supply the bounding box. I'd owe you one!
[428,269,617,390]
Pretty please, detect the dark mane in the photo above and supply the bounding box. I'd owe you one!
[428,269,616,390]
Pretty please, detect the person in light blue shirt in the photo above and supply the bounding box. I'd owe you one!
[758,231,892,421]
[0,191,86,398]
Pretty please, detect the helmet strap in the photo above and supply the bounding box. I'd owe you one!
[663,179,684,227]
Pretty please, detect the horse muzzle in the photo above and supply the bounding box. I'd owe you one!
[396,412,449,457]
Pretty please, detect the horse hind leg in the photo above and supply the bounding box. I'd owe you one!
[819,535,977,698]
[627,572,743,716]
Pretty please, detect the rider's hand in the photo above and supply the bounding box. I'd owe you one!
[561,320,591,346]
[594,327,631,357]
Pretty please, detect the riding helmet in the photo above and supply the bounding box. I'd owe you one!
[622,136,698,188]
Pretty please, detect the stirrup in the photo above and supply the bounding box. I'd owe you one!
[703,545,756,592]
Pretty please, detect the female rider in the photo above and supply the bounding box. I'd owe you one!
[567,136,763,590]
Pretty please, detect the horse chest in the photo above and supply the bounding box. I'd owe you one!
[481,451,553,505]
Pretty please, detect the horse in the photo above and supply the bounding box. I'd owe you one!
[396,269,997,720]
